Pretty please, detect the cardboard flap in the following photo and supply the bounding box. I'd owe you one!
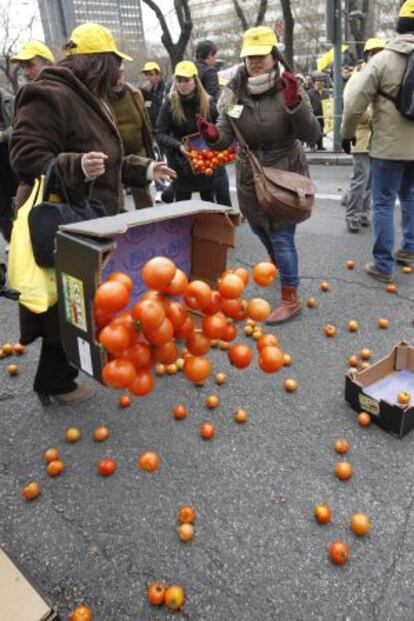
[59,201,236,238]
[0,549,54,621]
[193,212,236,246]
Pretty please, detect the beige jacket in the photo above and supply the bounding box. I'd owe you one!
[344,69,371,153]
[341,34,414,160]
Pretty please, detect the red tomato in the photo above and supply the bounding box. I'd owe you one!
[131,299,165,333]
[128,369,154,396]
[107,271,133,293]
[258,346,285,373]
[167,301,188,330]
[94,281,129,314]
[228,343,253,369]
[221,322,238,342]
[162,268,189,296]
[186,330,211,356]
[201,290,223,316]
[102,359,137,389]
[98,324,131,355]
[174,316,194,340]
[123,342,152,369]
[97,458,117,476]
[153,340,178,365]
[202,313,228,339]
[142,257,176,291]
[183,355,212,383]
[144,317,174,346]
[329,541,349,565]
[184,280,212,311]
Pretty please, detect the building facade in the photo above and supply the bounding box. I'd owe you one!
[189,0,402,71]
[38,0,144,48]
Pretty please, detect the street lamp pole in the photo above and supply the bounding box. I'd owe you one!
[333,0,343,152]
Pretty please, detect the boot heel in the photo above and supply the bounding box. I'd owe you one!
[36,392,52,407]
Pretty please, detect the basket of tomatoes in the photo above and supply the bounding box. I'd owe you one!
[182,133,237,176]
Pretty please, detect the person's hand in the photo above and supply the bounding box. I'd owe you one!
[81,151,108,179]
[196,113,219,142]
[281,71,301,109]
[152,161,177,184]
[342,137,356,154]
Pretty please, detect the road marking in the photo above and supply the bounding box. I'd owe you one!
[230,186,343,201]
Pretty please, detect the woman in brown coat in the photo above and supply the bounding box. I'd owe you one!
[197,26,320,324]
[10,22,175,405]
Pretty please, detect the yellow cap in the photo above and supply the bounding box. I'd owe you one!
[174,60,198,78]
[142,61,161,73]
[364,38,387,52]
[240,26,278,58]
[11,41,55,64]
[65,22,132,61]
[400,0,414,18]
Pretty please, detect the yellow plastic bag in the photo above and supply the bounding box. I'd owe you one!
[8,176,57,313]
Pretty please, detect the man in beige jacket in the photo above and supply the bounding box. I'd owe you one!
[341,0,414,282]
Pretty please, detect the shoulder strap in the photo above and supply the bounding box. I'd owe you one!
[228,118,262,174]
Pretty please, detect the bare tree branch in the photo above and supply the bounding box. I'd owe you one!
[280,0,294,68]
[255,0,268,26]
[143,0,193,69]
[0,1,37,93]
[232,0,248,30]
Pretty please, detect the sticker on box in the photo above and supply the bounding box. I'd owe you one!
[359,393,380,417]
[77,337,93,376]
[61,273,87,332]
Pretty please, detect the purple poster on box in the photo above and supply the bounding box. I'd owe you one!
[102,216,193,304]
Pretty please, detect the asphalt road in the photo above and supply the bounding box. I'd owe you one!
[2,164,414,621]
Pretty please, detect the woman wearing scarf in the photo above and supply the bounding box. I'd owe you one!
[197,27,320,324]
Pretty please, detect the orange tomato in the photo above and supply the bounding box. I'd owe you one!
[218,273,245,300]
[258,346,284,373]
[334,438,349,454]
[147,581,166,606]
[141,256,177,291]
[69,605,93,621]
[335,461,352,480]
[314,503,332,524]
[165,585,185,611]
[186,330,211,356]
[183,355,212,383]
[256,333,279,351]
[329,541,349,565]
[228,343,253,369]
[177,505,196,524]
[22,481,41,501]
[358,411,371,427]
[138,451,161,472]
[47,459,65,477]
[200,422,216,439]
[350,512,371,536]
[253,262,277,287]
[172,404,187,420]
[128,369,154,397]
[94,281,130,314]
[202,313,227,340]
[107,271,133,293]
[246,298,271,322]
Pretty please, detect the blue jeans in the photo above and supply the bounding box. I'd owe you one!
[371,158,414,274]
[249,222,299,287]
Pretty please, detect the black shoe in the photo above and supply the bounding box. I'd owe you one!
[347,221,359,233]
[360,216,370,227]
[395,249,414,265]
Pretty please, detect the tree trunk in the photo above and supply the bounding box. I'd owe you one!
[280,0,294,69]
[232,0,248,30]
[142,0,193,71]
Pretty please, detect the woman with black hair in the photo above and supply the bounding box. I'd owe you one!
[197,26,320,324]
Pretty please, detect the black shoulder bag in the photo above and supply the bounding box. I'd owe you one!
[28,160,107,268]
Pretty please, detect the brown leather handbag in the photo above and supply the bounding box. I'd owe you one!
[230,120,316,224]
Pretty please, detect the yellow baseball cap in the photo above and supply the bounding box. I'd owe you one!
[11,41,55,64]
[364,38,387,52]
[400,0,414,18]
[240,26,278,58]
[142,61,161,73]
[174,60,198,78]
[65,23,132,61]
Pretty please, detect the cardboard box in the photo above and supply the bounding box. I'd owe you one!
[55,201,239,383]
[0,548,59,620]
[345,341,414,437]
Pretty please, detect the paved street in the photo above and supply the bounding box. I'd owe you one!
[2,164,414,621]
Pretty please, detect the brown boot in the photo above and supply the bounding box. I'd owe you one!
[265,286,301,325]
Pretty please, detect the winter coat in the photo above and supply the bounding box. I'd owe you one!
[211,67,321,231]
[0,87,14,143]
[10,65,151,217]
[195,60,220,103]
[156,92,218,194]
[308,87,329,121]
[10,65,151,345]
[141,80,166,130]
[341,33,414,160]
[343,70,371,153]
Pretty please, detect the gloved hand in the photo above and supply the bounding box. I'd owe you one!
[342,137,356,154]
[196,114,219,142]
[281,71,301,109]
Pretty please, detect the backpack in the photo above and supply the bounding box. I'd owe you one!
[380,50,414,120]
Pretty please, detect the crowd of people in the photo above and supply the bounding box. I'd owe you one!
[0,0,413,405]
